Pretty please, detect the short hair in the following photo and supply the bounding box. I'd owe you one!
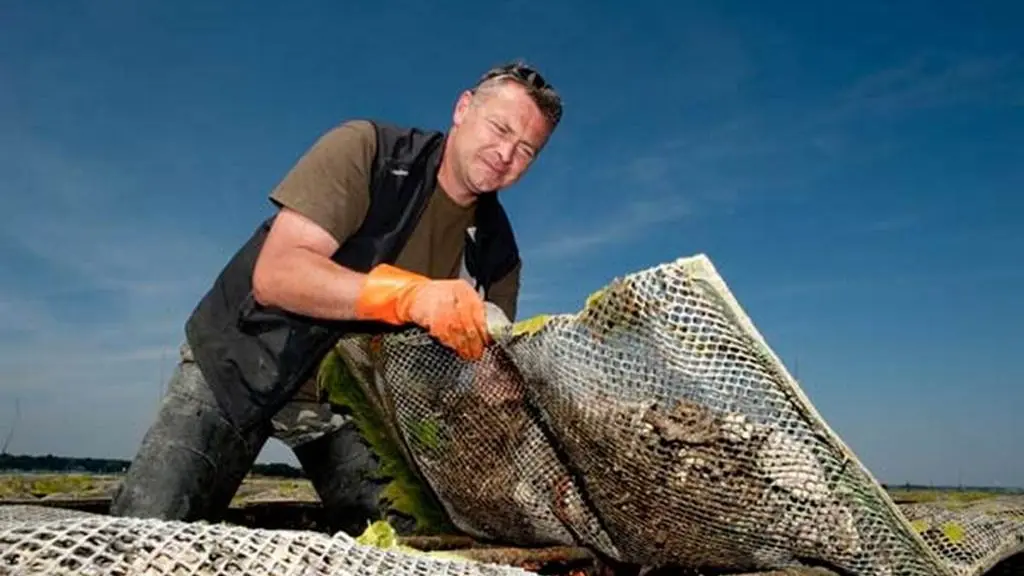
[471,60,563,127]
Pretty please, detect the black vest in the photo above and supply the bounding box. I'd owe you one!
[184,121,520,432]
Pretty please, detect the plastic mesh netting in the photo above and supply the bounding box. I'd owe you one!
[898,497,1024,575]
[0,505,532,575]
[2,254,1021,576]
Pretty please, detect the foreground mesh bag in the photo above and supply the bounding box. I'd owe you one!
[898,497,1024,575]
[336,254,1024,576]
[0,505,532,575]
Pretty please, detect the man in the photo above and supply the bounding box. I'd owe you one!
[109,60,563,536]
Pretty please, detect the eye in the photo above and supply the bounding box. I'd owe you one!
[489,120,515,136]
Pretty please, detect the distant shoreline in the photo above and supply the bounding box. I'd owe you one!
[2,452,1021,493]
[0,452,304,478]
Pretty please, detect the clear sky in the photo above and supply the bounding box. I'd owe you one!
[1,1,1021,488]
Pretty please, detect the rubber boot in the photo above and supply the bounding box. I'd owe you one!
[291,421,403,536]
[110,344,269,522]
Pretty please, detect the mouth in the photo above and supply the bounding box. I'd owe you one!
[481,159,506,177]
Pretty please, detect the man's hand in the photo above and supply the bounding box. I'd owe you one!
[253,208,491,360]
[404,278,492,361]
[355,264,491,360]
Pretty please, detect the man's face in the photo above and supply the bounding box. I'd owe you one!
[450,80,553,194]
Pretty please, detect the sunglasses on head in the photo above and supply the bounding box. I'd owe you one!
[478,64,551,92]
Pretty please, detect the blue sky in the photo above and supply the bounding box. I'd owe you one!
[1,1,1021,488]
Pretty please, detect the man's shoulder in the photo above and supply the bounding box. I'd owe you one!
[308,119,379,159]
[313,118,440,168]
[333,119,442,138]
[323,118,377,140]
[366,121,447,166]
[369,121,445,143]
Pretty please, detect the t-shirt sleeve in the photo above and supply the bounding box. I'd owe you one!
[268,119,377,245]
[486,259,522,322]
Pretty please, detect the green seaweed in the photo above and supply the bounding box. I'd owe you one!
[408,417,442,452]
[356,520,475,562]
[357,519,408,550]
[940,521,966,543]
[317,347,455,535]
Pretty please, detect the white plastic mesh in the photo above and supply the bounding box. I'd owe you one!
[0,505,531,575]
[898,497,1024,575]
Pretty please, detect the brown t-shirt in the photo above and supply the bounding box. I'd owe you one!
[268,120,521,321]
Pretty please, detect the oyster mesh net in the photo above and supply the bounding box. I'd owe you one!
[1,254,1021,575]
[0,505,532,576]
[352,254,1024,575]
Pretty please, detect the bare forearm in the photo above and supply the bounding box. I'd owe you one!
[252,247,367,320]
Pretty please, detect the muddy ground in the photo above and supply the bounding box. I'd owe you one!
[0,473,328,531]
[1,473,1021,575]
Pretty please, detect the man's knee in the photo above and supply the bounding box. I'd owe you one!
[111,356,265,521]
[110,412,223,520]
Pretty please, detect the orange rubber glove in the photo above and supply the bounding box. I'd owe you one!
[355,264,491,361]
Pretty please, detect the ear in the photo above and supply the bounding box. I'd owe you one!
[452,90,473,125]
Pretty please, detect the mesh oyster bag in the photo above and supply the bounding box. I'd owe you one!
[339,254,1024,576]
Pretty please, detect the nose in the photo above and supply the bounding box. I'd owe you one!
[496,139,516,165]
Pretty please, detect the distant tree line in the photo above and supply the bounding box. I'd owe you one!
[0,453,304,478]
[882,482,1022,494]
